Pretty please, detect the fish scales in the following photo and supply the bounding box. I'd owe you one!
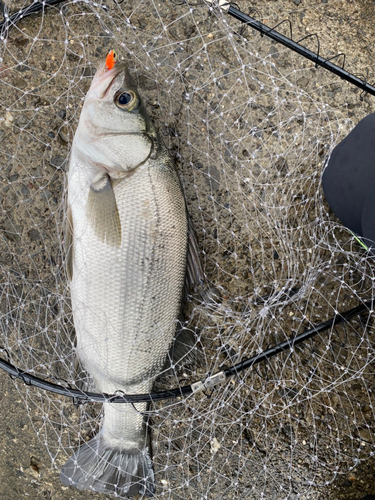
[61,57,192,497]
[70,157,187,388]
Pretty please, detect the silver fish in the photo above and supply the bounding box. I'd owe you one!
[61,56,202,497]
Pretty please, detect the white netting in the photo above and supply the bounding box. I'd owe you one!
[1,0,375,498]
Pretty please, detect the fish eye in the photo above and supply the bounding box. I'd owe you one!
[115,90,138,111]
[118,92,132,105]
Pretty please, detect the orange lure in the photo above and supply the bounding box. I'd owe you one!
[105,50,117,70]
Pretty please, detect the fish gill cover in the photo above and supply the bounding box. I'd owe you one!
[0,0,374,498]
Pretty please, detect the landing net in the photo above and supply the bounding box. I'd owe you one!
[0,0,374,498]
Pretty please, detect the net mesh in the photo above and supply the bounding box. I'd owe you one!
[1,0,375,498]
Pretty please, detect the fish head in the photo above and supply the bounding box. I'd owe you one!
[75,58,157,174]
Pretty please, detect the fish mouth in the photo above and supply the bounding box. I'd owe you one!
[101,72,119,99]
[91,60,128,99]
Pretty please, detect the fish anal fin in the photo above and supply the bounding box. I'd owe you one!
[86,173,121,247]
[65,205,74,281]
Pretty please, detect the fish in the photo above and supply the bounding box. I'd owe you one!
[60,53,203,497]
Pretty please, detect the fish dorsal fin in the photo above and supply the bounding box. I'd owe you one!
[73,356,97,393]
[185,211,205,295]
[162,326,200,373]
[65,205,74,281]
[86,173,121,247]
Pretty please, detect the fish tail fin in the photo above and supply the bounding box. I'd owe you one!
[60,432,155,497]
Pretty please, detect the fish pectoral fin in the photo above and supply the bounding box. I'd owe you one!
[65,205,74,281]
[86,173,121,247]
